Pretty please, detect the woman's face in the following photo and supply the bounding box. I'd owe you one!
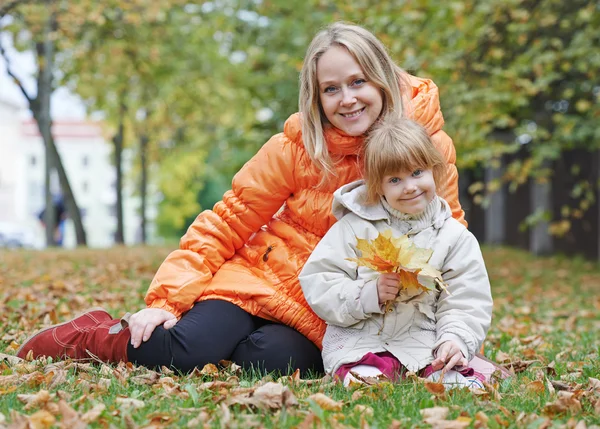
[317,46,383,136]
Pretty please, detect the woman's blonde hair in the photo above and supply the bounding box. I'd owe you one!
[299,22,408,178]
[363,117,447,204]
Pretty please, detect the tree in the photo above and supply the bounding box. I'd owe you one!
[1,1,87,246]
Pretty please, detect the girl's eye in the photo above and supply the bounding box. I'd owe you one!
[352,78,366,86]
[324,86,338,93]
[389,177,400,184]
[413,169,423,177]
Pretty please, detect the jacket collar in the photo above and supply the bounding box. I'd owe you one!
[324,125,364,156]
[332,180,451,231]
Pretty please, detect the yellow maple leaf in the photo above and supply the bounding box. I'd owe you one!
[348,230,446,294]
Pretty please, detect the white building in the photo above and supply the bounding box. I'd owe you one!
[0,99,158,248]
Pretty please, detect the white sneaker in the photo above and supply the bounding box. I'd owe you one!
[343,365,384,387]
[427,370,471,389]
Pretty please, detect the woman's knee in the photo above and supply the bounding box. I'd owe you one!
[231,324,324,375]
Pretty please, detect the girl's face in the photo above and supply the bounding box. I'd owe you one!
[380,168,436,214]
[317,45,383,136]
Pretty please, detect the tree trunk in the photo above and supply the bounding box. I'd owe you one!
[31,2,87,246]
[139,133,149,244]
[112,98,126,244]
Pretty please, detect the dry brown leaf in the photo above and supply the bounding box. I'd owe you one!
[424,380,446,396]
[186,411,209,428]
[58,400,87,429]
[0,353,23,365]
[354,404,374,416]
[296,412,321,429]
[130,372,160,385]
[495,351,511,363]
[526,380,546,394]
[542,391,582,416]
[420,407,449,420]
[81,404,106,424]
[484,381,503,401]
[474,411,489,429]
[199,363,219,377]
[307,393,343,411]
[227,381,298,410]
[0,374,20,387]
[116,397,146,409]
[351,390,364,401]
[17,389,51,410]
[28,410,56,429]
[589,377,600,394]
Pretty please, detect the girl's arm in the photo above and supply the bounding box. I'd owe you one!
[144,134,299,318]
[435,229,493,360]
[299,219,383,327]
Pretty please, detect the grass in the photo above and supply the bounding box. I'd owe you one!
[0,245,599,428]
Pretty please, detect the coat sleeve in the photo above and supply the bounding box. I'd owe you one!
[434,230,493,360]
[144,134,298,317]
[430,129,466,227]
[299,218,383,328]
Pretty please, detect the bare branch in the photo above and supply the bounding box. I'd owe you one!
[0,34,33,103]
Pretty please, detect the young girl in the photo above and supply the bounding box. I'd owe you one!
[299,118,493,388]
[17,23,466,376]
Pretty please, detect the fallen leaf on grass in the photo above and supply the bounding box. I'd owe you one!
[542,391,582,416]
[58,400,87,429]
[116,397,145,409]
[28,410,56,429]
[307,393,343,411]
[17,389,51,410]
[589,377,600,394]
[0,353,23,365]
[421,407,449,420]
[227,382,298,410]
[420,407,471,429]
[81,404,105,424]
[199,363,219,377]
[424,380,446,397]
[526,380,546,394]
[186,411,209,428]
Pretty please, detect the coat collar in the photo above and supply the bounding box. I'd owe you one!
[332,180,451,231]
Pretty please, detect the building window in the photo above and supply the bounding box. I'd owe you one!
[82,156,89,167]
[82,181,88,193]
[30,155,36,166]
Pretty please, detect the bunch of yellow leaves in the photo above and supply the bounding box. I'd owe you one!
[347,229,447,297]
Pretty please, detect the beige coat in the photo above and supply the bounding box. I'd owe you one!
[299,181,492,374]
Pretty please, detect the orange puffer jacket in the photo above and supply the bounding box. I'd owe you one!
[146,74,465,348]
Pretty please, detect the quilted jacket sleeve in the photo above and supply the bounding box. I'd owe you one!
[431,129,466,226]
[144,134,298,317]
[299,217,383,328]
[435,229,493,360]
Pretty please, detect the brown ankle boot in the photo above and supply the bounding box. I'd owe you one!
[16,307,130,363]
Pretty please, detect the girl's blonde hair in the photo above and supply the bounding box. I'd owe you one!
[299,22,408,178]
[363,117,447,204]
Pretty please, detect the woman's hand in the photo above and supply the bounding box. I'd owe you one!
[431,341,467,372]
[377,273,400,305]
[128,308,178,348]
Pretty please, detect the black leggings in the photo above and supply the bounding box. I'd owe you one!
[127,300,324,376]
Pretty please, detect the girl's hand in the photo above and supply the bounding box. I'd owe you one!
[128,308,178,348]
[431,341,467,372]
[377,273,400,305]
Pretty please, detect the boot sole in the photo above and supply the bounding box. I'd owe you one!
[16,306,112,359]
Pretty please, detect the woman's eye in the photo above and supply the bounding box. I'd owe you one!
[352,78,366,86]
